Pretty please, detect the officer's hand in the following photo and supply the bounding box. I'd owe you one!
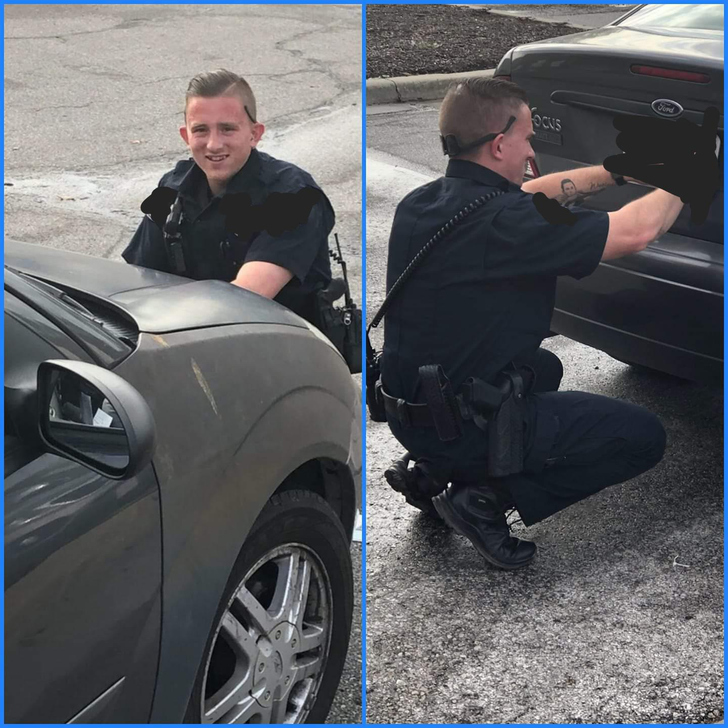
[140,186,178,229]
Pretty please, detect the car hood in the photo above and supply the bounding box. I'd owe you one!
[516,23,723,69]
[5,240,308,333]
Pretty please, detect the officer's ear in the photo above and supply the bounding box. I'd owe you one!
[490,134,506,161]
[250,122,265,148]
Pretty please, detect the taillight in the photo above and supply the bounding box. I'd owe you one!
[526,158,540,178]
[631,64,710,84]
[494,74,511,81]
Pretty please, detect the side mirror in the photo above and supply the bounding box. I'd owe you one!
[37,360,156,480]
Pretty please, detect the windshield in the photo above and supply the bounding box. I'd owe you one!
[10,269,99,320]
[621,4,723,31]
[4,267,135,366]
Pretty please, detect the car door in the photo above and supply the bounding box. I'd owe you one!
[4,287,163,723]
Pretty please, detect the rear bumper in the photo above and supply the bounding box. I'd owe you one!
[551,242,723,384]
[551,307,722,383]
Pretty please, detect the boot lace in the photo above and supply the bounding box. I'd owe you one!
[505,507,523,528]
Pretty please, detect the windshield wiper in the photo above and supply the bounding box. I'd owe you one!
[10,268,107,327]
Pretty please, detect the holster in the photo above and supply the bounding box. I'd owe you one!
[365,332,386,421]
[342,305,362,374]
[418,365,463,442]
[379,361,528,479]
[314,282,362,375]
[459,367,526,477]
[485,367,526,478]
[163,230,186,275]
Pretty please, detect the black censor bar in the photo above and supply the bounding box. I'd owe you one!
[141,185,322,238]
[533,106,721,227]
[219,186,322,238]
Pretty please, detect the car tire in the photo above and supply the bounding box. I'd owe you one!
[184,489,353,724]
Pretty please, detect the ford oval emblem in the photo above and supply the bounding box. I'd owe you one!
[651,99,684,118]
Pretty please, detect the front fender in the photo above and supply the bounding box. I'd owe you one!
[113,323,359,722]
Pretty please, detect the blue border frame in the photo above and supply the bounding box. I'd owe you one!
[3,1,727,726]
[360,4,368,726]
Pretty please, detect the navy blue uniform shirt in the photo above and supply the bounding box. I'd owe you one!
[381,160,609,402]
[123,149,334,323]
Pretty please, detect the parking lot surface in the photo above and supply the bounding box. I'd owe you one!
[5,4,362,722]
[365,102,724,724]
[4,3,361,304]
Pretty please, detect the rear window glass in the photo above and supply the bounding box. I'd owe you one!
[621,4,723,31]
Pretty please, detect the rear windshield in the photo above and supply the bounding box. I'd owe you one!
[621,4,723,31]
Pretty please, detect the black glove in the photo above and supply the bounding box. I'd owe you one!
[604,106,720,226]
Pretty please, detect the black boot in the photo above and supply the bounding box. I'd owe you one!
[432,482,536,569]
[384,453,444,520]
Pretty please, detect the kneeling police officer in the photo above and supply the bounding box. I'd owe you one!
[380,78,680,570]
[123,69,334,325]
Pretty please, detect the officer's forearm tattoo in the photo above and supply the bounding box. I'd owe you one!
[555,178,611,208]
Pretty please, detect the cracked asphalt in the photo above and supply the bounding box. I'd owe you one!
[4,3,362,309]
[5,4,361,723]
[365,103,724,724]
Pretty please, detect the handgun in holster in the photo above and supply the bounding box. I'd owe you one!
[463,366,525,478]
[436,364,527,478]
[486,368,525,477]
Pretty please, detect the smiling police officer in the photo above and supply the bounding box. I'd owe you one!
[381,78,685,570]
[123,69,334,324]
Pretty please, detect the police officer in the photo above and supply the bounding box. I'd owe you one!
[123,69,334,324]
[381,78,682,570]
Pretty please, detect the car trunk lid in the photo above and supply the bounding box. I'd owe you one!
[509,24,723,245]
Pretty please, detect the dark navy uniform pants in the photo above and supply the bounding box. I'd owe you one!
[389,348,667,527]
[503,348,667,526]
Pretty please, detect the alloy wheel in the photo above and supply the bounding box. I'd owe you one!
[201,544,332,723]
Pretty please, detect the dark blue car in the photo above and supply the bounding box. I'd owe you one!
[496,3,723,382]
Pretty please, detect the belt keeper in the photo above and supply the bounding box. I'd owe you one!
[396,398,411,428]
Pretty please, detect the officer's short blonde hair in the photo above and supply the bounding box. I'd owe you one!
[185,69,258,122]
[439,78,529,158]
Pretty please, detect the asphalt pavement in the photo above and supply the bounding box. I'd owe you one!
[365,102,724,724]
[5,4,362,723]
[4,3,361,307]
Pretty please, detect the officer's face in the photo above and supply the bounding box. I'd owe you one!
[180,95,265,194]
[498,103,535,185]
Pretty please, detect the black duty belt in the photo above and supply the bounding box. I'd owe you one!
[380,387,435,429]
[380,378,496,438]
[380,364,532,438]
[382,363,530,478]
[383,365,465,441]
